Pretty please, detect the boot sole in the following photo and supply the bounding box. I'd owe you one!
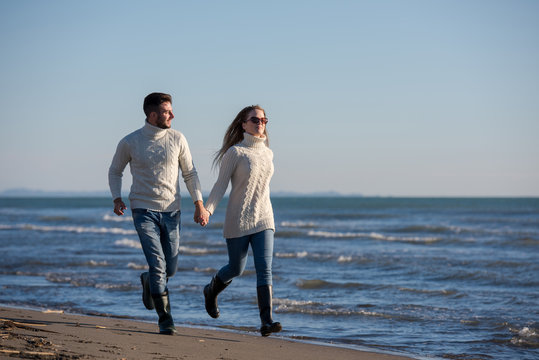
[159,329,177,335]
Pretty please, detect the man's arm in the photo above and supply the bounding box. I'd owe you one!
[177,134,208,226]
[108,139,130,216]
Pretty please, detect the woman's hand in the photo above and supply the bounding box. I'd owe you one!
[194,201,210,226]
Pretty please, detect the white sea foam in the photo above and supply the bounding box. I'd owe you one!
[274,298,318,306]
[511,326,539,346]
[275,251,308,258]
[114,241,217,255]
[84,260,110,267]
[280,221,317,228]
[193,267,214,273]
[307,230,439,243]
[179,246,215,255]
[127,262,147,270]
[103,214,131,222]
[337,255,353,263]
[274,298,385,317]
[115,238,142,249]
[519,327,537,337]
[0,223,136,235]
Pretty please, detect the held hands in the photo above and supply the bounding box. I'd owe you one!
[113,198,127,216]
[194,200,210,227]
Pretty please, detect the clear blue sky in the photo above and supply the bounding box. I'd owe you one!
[1,0,538,196]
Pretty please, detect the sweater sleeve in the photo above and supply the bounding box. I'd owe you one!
[108,139,130,200]
[178,133,204,203]
[205,148,238,215]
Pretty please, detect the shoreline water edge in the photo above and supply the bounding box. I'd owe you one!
[0,197,538,359]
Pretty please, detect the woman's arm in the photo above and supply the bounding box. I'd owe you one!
[205,148,238,215]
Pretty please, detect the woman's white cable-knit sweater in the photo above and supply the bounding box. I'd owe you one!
[205,133,275,239]
[108,121,203,212]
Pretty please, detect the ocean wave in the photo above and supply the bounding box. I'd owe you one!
[0,270,42,277]
[337,255,353,263]
[307,230,440,243]
[127,262,147,270]
[398,287,462,297]
[275,251,338,262]
[0,223,136,235]
[275,251,369,265]
[114,239,224,255]
[103,214,132,222]
[275,251,309,259]
[45,273,137,291]
[394,225,460,234]
[39,215,72,222]
[280,221,318,228]
[274,298,390,318]
[94,283,138,291]
[310,213,394,220]
[295,279,371,290]
[510,326,539,348]
[114,238,141,249]
[179,246,224,255]
[78,260,112,267]
[275,230,304,238]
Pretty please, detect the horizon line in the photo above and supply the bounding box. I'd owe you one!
[0,188,537,199]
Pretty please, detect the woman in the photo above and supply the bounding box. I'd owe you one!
[203,105,282,337]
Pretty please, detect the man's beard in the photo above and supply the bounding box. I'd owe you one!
[156,115,170,129]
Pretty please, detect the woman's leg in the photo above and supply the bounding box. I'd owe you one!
[251,230,281,336]
[204,235,249,318]
[217,235,250,283]
[250,229,274,287]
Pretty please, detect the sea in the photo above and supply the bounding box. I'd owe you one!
[0,196,537,360]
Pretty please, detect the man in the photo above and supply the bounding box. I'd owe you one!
[108,92,209,335]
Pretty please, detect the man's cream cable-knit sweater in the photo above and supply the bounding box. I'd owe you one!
[108,121,203,212]
[205,132,275,239]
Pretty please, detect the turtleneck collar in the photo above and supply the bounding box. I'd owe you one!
[241,132,267,148]
[142,120,168,139]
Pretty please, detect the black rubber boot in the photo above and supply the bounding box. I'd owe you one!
[140,272,155,310]
[152,291,176,335]
[203,275,230,318]
[257,285,282,337]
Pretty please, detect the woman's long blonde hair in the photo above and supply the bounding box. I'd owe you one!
[213,105,269,168]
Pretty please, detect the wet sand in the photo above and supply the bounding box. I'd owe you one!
[0,306,413,359]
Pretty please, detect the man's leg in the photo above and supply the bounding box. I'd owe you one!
[132,209,176,334]
[132,209,168,295]
[160,210,181,280]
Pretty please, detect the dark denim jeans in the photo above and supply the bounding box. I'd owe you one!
[132,209,181,295]
[217,229,274,287]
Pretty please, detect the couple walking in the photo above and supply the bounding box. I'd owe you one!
[108,93,281,337]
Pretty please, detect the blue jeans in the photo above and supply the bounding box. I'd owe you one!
[217,229,274,287]
[132,209,181,295]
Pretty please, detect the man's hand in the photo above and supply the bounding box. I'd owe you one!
[194,200,210,227]
[113,198,127,216]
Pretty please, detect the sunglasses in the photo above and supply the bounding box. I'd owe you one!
[246,117,268,125]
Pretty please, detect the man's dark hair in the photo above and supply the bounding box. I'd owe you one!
[143,92,172,117]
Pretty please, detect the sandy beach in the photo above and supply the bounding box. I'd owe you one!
[0,306,413,360]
